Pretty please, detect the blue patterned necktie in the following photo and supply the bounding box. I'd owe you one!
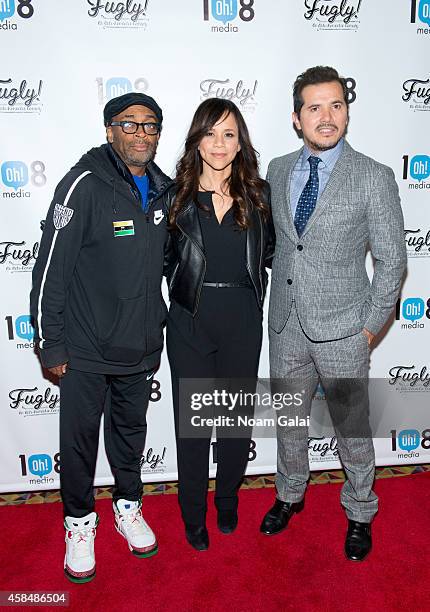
[294,155,321,237]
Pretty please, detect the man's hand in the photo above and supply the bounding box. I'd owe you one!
[48,363,68,378]
[362,328,375,346]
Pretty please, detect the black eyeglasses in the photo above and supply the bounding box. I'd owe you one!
[109,121,161,135]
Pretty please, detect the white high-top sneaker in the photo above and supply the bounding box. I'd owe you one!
[114,499,158,557]
[64,512,98,583]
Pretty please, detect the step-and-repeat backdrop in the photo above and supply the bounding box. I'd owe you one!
[1,1,429,491]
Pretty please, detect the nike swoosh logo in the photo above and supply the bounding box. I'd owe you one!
[154,212,164,226]
[146,371,155,380]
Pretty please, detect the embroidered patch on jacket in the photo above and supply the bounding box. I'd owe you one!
[154,209,164,225]
[113,220,135,237]
[53,203,74,230]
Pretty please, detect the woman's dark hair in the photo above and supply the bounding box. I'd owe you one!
[170,98,267,230]
[293,66,349,117]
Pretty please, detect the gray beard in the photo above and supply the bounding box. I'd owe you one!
[123,149,155,167]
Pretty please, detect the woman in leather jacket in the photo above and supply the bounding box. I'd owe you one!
[165,98,275,551]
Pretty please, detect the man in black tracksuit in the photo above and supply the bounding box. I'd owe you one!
[30,93,173,583]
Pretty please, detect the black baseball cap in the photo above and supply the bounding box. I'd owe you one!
[103,92,163,126]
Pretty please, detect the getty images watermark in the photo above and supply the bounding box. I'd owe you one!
[189,388,308,429]
[177,376,430,439]
[178,378,315,438]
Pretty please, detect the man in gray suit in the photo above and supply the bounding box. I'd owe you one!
[260,66,407,560]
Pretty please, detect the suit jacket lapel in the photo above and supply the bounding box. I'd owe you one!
[281,148,302,238]
[301,140,353,238]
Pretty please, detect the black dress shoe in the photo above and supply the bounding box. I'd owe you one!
[344,520,372,561]
[260,498,304,535]
[185,524,209,551]
[217,509,238,534]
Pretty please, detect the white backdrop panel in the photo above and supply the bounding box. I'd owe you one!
[1,0,429,491]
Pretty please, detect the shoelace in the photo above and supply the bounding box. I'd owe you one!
[68,528,94,559]
[120,510,150,536]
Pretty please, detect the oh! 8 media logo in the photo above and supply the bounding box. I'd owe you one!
[5,314,34,342]
[1,160,46,190]
[402,154,430,182]
[203,0,255,23]
[0,0,34,21]
[396,297,430,323]
[96,77,148,104]
[410,0,430,26]
[19,453,60,477]
[391,429,430,452]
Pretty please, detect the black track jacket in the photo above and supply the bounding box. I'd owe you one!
[30,144,173,374]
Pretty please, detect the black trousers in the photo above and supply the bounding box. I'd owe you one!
[167,288,262,526]
[60,368,152,518]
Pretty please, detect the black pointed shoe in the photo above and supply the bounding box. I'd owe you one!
[260,498,304,535]
[185,524,209,551]
[217,509,238,534]
[344,520,372,561]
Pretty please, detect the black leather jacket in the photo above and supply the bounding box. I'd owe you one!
[165,184,275,316]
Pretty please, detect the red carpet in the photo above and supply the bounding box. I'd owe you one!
[1,472,429,612]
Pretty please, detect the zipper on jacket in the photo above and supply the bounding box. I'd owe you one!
[168,262,180,294]
[258,213,264,302]
[245,213,264,307]
[145,200,152,224]
[143,202,151,352]
[246,259,260,306]
[194,258,207,316]
[110,178,118,213]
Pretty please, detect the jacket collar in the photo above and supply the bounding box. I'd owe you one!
[106,143,173,203]
[175,197,262,254]
[175,201,204,252]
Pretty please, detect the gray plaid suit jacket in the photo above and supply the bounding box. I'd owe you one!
[267,141,407,341]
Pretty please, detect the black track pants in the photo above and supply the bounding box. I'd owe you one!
[60,368,152,518]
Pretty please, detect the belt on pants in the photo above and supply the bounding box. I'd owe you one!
[202,281,251,288]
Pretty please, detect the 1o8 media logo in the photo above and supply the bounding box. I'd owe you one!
[203,0,255,32]
[19,452,60,485]
[396,297,430,330]
[0,0,34,30]
[402,154,430,190]
[96,77,149,105]
[0,160,46,199]
[5,314,35,348]
[391,428,430,458]
[410,0,430,33]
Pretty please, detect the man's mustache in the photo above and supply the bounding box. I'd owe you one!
[317,123,338,131]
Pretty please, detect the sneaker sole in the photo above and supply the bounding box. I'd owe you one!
[115,524,158,558]
[131,543,158,558]
[64,567,96,584]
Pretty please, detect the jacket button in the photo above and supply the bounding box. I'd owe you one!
[287,279,293,285]
[297,245,303,251]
